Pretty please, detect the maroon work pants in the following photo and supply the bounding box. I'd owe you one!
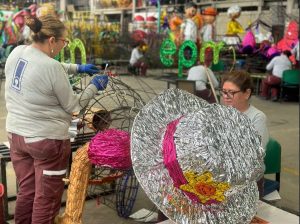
[195,89,217,104]
[260,74,281,98]
[8,133,71,224]
[133,61,148,76]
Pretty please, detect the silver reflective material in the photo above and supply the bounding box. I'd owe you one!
[131,89,265,224]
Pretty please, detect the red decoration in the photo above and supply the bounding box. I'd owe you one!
[134,15,145,22]
[146,16,157,22]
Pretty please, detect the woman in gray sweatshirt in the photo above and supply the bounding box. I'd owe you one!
[5,15,108,224]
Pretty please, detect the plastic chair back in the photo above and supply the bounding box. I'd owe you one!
[282,69,300,85]
[264,138,281,174]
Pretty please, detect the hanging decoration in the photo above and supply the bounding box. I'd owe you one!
[178,40,197,77]
[276,20,299,63]
[168,9,183,47]
[160,39,226,77]
[160,38,177,67]
[59,38,86,87]
[60,38,86,64]
[240,30,256,54]
[200,41,225,65]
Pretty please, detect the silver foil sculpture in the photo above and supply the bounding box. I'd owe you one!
[131,88,265,224]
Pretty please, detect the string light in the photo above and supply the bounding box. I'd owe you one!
[60,38,87,64]
[178,40,197,77]
[200,41,225,65]
[160,38,177,67]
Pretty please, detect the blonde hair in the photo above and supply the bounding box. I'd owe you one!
[25,15,65,43]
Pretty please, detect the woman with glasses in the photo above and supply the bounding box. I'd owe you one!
[220,70,269,198]
[221,70,269,148]
[5,15,108,224]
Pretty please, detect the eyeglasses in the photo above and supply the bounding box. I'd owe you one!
[57,38,69,48]
[219,89,242,99]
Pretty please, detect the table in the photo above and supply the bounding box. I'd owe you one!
[250,73,267,95]
[156,74,187,89]
[157,200,299,224]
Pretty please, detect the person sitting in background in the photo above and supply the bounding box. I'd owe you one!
[220,70,269,198]
[187,62,219,103]
[5,15,108,224]
[291,40,299,69]
[128,41,148,76]
[260,50,292,101]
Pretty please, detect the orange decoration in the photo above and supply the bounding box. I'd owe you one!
[195,183,216,196]
[192,13,203,29]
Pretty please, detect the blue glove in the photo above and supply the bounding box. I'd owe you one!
[90,75,109,91]
[77,64,99,75]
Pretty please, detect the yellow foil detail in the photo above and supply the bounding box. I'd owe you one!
[179,171,230,204]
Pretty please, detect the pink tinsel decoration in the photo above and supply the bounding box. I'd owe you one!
[162,117,200,203]
[242,30,256,48]
[266,46,280,59]
[88,129,132,170]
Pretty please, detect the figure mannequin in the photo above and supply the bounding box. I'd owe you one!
[223,5,243,45]
[180,2,198,59]
[193,12,203,49]
[169,8,183,47]
[276,20,299,64]
[200,7,218,42]
[180,2,198,43]
[200,7,218,67]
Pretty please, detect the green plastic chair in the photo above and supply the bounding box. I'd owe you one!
[279,69,300,101]
[210,60,225,72]
[263,137,281,195]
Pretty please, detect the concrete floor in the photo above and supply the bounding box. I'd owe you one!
[0,71,299,223]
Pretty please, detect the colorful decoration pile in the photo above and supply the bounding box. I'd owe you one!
[0,3,122,60]
[156,3,299,75]
[1,2,298,73]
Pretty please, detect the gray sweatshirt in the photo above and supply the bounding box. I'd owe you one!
[5,45,98,140]
[244,104,269,149]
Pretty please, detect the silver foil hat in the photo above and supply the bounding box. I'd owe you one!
[131,89,265,224]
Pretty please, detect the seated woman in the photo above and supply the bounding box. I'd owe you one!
[187,62,219,103]
[128,41,148,76]
[220,70,269,198]
[261,50,292,101]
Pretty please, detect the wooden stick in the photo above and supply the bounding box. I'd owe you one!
[204,66,219,104]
